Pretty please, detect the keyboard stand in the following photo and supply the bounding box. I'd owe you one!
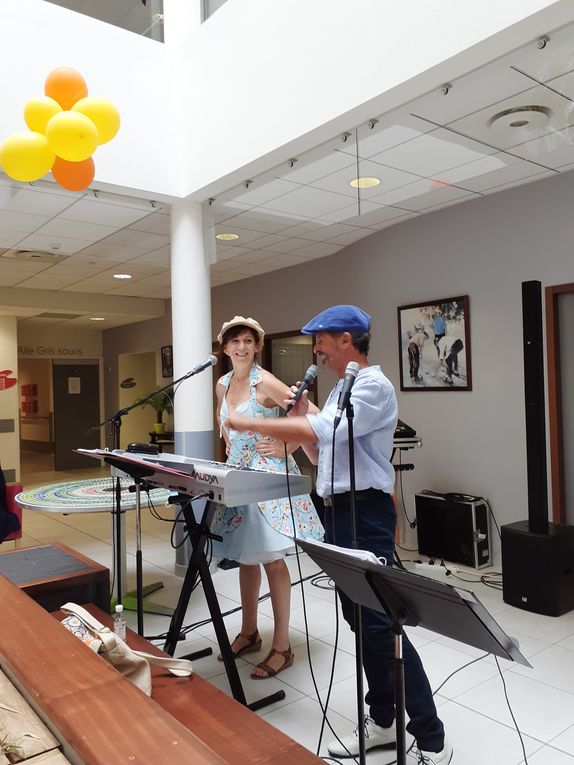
[163,494,286,712]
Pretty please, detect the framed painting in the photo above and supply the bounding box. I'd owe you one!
[161,345,173,378]
[398,295,471,391]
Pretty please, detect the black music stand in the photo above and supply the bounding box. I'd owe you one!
[296,538,530,765]
[163,494,286,713]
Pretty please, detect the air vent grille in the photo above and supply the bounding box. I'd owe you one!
[1,249,69,265]
[35,312,83,320]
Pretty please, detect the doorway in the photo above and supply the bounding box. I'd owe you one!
[53,361,100,470]
[117,350,158,449]
[264,331,317,486]
[546,283,574,524]
[19,358,55,474]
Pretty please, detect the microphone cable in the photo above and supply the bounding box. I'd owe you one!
[281,422,352,761]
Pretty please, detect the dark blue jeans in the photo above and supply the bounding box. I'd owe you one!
[325,491,445,752]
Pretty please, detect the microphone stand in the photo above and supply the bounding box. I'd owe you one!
[86,363,212,613]
[345,401,367,765]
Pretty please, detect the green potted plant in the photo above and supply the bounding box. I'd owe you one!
[136,387,174,433]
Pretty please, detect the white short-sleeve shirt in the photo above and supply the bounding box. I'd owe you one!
[306,365,397,497]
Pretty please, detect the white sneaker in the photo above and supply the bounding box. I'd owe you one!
[327,716,396,757]
[416,737,453,764]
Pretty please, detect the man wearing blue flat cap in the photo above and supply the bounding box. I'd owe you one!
[227,304,451,764]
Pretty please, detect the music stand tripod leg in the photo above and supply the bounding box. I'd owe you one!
[393,620,407,765]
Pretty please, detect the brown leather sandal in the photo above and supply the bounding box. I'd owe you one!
[251,645,294,679]
[217,630,262,661]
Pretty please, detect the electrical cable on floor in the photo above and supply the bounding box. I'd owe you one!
[281,442,356,762]
[144,571,316,642]
[397,450,416,529]
[494,655,529,765]
[484,498,502,542]
[307,426,367,762]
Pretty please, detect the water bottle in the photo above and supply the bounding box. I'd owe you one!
[113,604,126,641]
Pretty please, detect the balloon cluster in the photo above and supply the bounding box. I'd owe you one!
[0,67,120,191]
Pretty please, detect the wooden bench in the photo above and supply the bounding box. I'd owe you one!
[0,577,322,764]
[0,543,110,612]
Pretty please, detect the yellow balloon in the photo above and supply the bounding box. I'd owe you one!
[0,131,55,182]
[46,111,99,162]
[24,97,62,134]
[72,97,120,145]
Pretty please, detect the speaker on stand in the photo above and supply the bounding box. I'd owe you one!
[501,280,574,616]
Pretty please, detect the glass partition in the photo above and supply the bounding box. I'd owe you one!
[44,0,164,41]
[203,0,228,21]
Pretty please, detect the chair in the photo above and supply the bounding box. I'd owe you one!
[3,483,23,547]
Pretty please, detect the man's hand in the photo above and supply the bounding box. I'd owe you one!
[225,412,252,432]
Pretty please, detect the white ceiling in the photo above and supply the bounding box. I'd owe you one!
[3,20,574,326]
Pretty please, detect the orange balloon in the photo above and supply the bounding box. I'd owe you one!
[44,67,88,110]
[51,156,95,191]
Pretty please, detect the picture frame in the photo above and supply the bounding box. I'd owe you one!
[161,345,173,378]
[397,295,472,391]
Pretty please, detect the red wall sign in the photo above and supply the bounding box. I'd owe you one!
[0,370,18,390]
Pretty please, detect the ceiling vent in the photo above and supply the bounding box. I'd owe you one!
[35,312,83,320]
[1,249,70,265]
[489,105,552,130]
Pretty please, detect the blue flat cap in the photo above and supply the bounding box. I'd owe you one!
[301,305,371,334]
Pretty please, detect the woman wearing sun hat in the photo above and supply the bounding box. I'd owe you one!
[211,315,323,679]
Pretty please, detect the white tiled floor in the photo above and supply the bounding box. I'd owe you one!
[7,455,574,764]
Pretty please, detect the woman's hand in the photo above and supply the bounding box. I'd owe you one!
[285,385,310,416]
[255,436,285,459]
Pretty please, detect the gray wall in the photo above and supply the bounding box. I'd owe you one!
[211,170,574,559]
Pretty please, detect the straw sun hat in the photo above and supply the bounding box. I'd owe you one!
[217,315,265,344]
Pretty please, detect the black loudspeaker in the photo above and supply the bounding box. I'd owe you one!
[502,521,574,616]
[501,280,574,615]
[522,280,548,534]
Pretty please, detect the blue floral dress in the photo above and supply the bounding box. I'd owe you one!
[210,365,324,564]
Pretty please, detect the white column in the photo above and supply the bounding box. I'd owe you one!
[171,199,213,457]
[170,199,214,571]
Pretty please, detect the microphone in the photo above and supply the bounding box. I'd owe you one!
[188,355,218,376]
[333,361,360,429]
[286,364,318,413]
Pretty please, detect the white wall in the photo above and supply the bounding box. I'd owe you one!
[6,0,573,202]
[211,169,574,560]
[1,0,180,198]
[182,0,574,196]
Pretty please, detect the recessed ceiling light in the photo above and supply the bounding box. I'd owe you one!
[113,273,132,279]
[216,233,240,241]
[350,177,381,189]
[90,317,105,321]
